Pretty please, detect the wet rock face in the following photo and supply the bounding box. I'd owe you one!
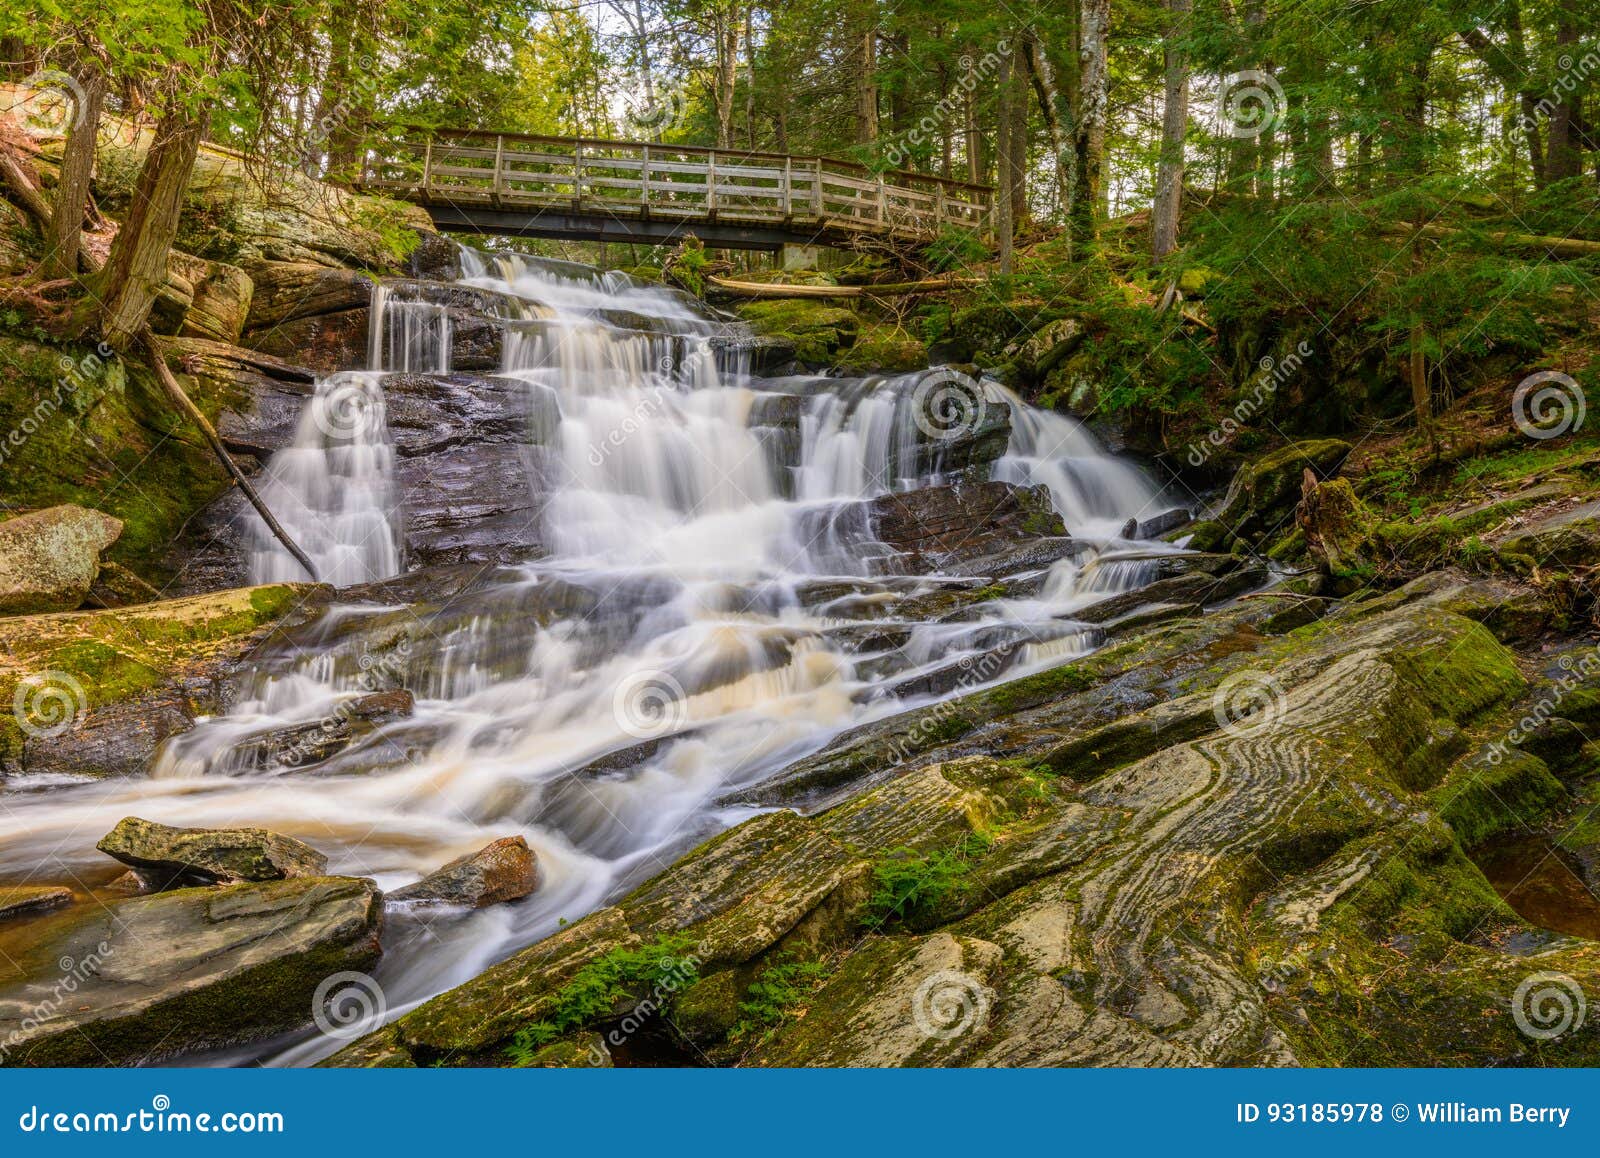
[865,480,1067,574]
[96,818,330,888]
[0,505,123,615]
[0,876,383,1066]
[390,837,540,908]
[1187,438,1351,552]
[0,885,72,923]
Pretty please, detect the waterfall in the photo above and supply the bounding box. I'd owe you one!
[0,241,1188,1066]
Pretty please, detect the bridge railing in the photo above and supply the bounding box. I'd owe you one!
[358,130,992,242]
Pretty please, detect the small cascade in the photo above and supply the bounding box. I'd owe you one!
[247,371,400,586]
[367,281,452,373]
[989,381,1166,539]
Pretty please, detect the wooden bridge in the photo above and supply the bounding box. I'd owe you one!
[357,129,993,251]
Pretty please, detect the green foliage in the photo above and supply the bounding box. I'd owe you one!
[922,227,990,274]
[729,957,832,1043]
[863,835,991,931]
[503,934,698,1065]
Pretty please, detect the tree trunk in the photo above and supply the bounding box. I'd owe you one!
[1068,0,1109,250]
[1024,35,1071,216]
[714,11,739,148]
[996,48,1016,275]
[96,104,206,350]
[1545,0,1584,182]
[42,69,105,281]
[854,1,879,144]
[1151,0,1190,258]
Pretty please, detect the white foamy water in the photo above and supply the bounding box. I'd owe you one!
[0,246,1183,1065]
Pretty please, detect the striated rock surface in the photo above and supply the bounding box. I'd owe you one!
[326,577,1600,1068]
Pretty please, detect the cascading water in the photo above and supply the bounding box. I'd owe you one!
[0,243,1188,1065]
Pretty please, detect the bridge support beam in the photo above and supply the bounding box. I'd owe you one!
[422,204,822,252]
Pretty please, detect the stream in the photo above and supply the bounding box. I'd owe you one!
[0,246,1183,1065]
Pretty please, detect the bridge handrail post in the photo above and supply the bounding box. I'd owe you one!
[811,162,823,218]
[782,156,792,218]
[876,173,887,225]
[706,148,717,217]
[421,138,433,195]
[573,141,583,208]
[492,134,504,206]
[640,143,651,216]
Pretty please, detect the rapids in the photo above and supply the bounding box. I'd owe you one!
[0,245,1184,1065]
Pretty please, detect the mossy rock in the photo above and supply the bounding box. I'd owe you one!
[834,323,927,374]
[0,583,326,776]
[735,300,860,364]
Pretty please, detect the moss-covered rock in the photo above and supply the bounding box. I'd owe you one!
[0,504,123,615]
[735,300,860,365]
[0,583,327,777]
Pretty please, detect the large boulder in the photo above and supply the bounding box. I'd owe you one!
[390,836,540,908]
[0,505,122,615]
[97,818,329,888]
[0,876,383,1066]
[735,300,859,366]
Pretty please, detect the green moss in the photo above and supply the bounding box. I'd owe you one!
[1435,752,1567,849]
[503,933,699,1064]
[736,300,860,363]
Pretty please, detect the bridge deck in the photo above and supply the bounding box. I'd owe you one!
[358,130,993,250]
